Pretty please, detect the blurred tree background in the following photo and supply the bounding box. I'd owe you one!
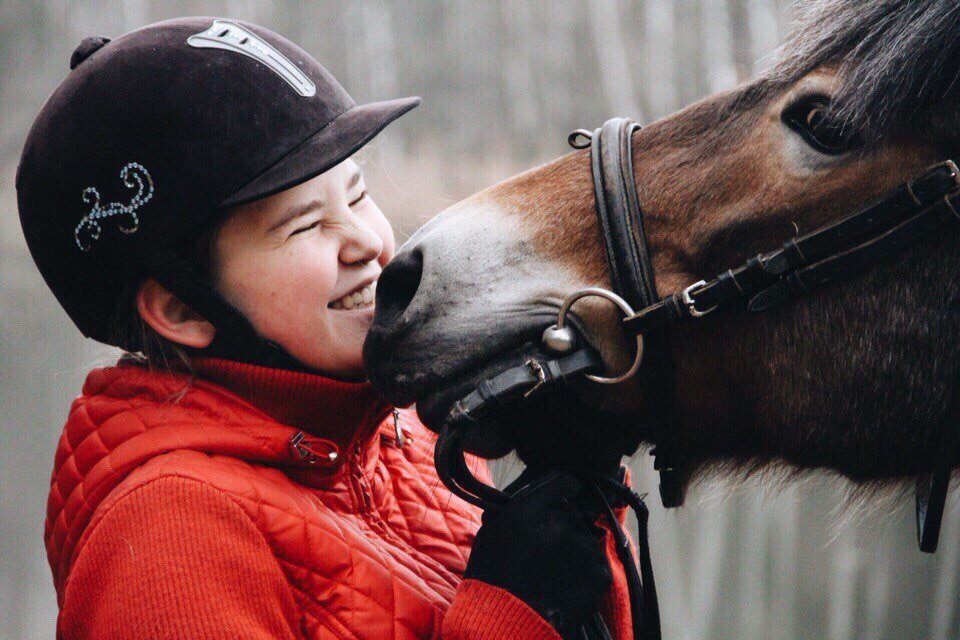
[1,1,958,639]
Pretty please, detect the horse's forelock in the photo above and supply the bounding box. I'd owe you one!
[771,0,960,147]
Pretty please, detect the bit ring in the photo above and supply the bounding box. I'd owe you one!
[555,287,644,384]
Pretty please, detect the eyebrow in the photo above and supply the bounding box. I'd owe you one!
[265,169,364,234]
[348,167,363,190]
[267,198,325,233]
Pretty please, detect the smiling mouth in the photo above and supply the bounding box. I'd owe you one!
[330,280,377,310]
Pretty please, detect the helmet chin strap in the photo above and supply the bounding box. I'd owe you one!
[145,249,308,371]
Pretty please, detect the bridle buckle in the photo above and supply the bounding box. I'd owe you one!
[522,358,547,397]
[681,280,718,318]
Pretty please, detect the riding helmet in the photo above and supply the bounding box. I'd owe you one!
[16,16,420,367]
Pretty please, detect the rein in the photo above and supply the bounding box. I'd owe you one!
[435,117,960,639]
[614,141,960,553]
[435,383,662,640]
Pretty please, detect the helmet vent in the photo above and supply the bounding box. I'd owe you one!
[187,19,316,98]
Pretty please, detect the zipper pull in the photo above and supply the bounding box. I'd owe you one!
[289,431,339,465]
[392,409,405,448]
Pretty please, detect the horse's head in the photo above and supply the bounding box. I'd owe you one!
[365,1,960,482]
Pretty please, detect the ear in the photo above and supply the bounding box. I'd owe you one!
[136,277,216,349]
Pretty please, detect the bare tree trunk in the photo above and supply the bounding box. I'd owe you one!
[686,497,733,640]
[587,0,644,122]
[498,1,539,149]
[864,554,891,640]
[642,0,678,117]
[702,0,736,92]
[357,0,399,162]
[747,0,781,72]
[931,504,960,639]
[672,0,707,106]
[768,488,800,640]
[727,0,753,81]
[828,526,860,640]
[737,494,769,640]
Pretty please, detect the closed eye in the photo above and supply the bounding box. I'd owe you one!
[289,220,320,236]
[349,191,367,207]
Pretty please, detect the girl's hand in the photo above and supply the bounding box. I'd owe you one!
[463,471,612,639]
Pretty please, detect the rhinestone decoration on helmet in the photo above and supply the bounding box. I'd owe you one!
[74,162,153,251]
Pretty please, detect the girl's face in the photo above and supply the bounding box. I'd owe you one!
[213,159,394,380]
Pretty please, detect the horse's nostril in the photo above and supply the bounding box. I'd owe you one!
[377,248,423,322]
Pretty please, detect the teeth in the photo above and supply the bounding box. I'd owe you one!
[331,281,376,310]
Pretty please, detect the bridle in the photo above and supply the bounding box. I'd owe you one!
[435,117,960,639]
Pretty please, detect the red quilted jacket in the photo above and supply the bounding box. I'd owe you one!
[45,358,633,639]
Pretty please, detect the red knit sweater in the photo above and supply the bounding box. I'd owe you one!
[46,359,632,639]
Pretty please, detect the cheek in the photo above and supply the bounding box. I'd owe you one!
[219,241,340,331]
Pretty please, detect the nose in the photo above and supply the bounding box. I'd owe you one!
[340,219,383,266]
[374,247,423,327]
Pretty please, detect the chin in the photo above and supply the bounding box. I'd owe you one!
[284,340,364,380]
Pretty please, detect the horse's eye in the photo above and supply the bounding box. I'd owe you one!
[782,97,861,155]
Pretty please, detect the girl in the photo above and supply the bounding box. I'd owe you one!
[18,17,629,640]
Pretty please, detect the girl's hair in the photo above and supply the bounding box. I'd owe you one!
[108,213,224,372]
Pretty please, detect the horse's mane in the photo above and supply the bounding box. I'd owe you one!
[770,0,960,146]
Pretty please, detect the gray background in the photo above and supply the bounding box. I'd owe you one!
[1,1,958,639]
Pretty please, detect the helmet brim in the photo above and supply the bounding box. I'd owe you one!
[218,96,421,208]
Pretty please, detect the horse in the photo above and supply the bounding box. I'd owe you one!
[364,0,960,525]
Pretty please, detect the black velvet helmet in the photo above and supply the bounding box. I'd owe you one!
[16,16,419,366]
